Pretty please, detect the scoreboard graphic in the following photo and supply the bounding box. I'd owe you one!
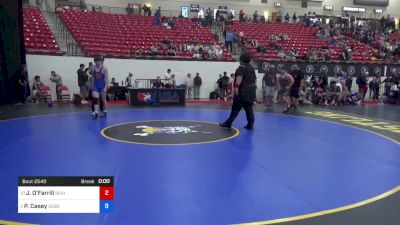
[18,176,114,213]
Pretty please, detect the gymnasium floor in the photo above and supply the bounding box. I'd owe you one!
[0,103,399,225]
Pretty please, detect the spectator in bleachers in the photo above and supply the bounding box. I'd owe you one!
[253,10,258,23]
[150,43,158,56]
[142,5,149,16]
[193,50,202,59]
[126,4,132,14]
[193,73,202,100]
[292,13,297,23]
[167,44,177,56]
[79,1,87,11]
[155,6,161,17]
[218,12,227,31]
[225,30,235,52]
[185,73,193,99]
[239,10,245,22]
[284,13,290,23]
[77,64,88,103]
[215,46,223,60]
[161,36,171,48]
[35,0,42,8]
[206,8,213,26]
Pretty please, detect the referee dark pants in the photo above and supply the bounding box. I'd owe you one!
[224,95,255,127]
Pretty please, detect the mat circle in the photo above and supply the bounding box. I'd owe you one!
[101,120,240,145]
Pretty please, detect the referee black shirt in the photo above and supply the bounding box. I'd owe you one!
[235,63,257,101]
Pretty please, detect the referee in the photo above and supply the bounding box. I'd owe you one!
[220,52,257,129]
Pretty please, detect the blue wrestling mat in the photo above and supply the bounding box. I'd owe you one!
[0,108,399,225]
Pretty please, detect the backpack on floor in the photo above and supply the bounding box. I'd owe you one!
[209,91,218,99]
[73,94,81,105]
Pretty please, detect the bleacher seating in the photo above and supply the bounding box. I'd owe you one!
[388,33,400,41]
[231,21,374,62]
[23,8,61,55]
[58,10,233,60]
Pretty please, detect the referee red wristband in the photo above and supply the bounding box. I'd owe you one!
[234,84,240,88]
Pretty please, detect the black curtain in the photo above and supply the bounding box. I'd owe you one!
[0,0,25,105]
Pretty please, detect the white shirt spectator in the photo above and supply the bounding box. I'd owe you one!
[185,77,193,87]
[165,72,171,80]
[215,48,223,59]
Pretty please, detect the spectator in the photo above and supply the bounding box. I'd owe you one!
[170,74,176,88]
[206,8,213,26]
[155,6,161,17]
[299,86,313,105]
[215,46,223,60]
[216,74,223,98]
[262,66,277,108]
[239,9,245,22]
[193,73,202,100]
[278,68,295,113]
[85,62,93,93]
[14,64,30,104]
[165,69,172,80]
[125,73,133,87]
[185,73,193,99]
[77,63,88,103]
[253,10,258,23]
[49,71,63,101]
[322,80,341,106]
[31,75,43,103]
[150,43,158,56]
[227,73,235,99]
[79,0,87,11]
[219,72,230,101]
[167,45,176,56]
[284,13,290,23]
[356,72,368,102]
[152,76,164,88]
[369,76,381,100]
[292,13,297,23]
[110,78,118,87]
[225,30,235,52]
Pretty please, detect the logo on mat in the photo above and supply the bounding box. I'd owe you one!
[133,125,211,136]
[101,121,239,145]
